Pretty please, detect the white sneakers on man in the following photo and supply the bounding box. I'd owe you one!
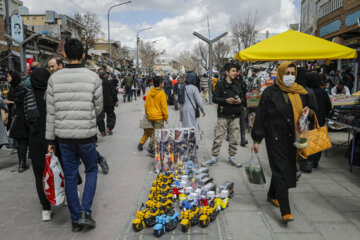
[42,210,52,221]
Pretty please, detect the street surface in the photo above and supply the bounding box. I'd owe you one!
[1,95,360,240]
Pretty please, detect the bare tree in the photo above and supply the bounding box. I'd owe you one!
[212,40,231,71]
[177,50,197,72]
[73,11,102,61]
[139,40,165,74]
[230,12,258,53]
[193,42,209,71]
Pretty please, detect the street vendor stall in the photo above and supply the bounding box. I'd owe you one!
[235,30,359,169]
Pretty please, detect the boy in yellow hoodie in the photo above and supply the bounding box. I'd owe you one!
[145,76,168,154]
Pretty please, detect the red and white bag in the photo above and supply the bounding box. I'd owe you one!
[43,154,65,206]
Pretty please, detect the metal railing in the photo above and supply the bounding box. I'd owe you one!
[317,0,343,19]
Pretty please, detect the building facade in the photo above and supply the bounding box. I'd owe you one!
[0,0,22,16]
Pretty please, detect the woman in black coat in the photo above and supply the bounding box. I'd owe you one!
[305,72,332,169]
[6,70,29,172]
[28,68,52,220]
[251,62,313,223]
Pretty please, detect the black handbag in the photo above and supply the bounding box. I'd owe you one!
[186,90,200,118]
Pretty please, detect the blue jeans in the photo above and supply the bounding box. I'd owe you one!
[59,142,98,221]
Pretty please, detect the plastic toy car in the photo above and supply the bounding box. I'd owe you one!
[219,181,234,198]
[215,197,230,210]
[132,203,146,232]
[153,210,180,237]
[199,206,211,227]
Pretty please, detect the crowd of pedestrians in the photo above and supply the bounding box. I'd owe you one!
[0,36,351,234]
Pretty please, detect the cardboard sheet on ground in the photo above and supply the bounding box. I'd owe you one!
[234,30,357,62]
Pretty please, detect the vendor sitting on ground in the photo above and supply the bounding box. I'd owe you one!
[331,80,350,95]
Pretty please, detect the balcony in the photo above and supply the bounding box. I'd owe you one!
[317,0,343,19]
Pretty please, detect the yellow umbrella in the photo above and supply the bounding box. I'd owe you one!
[234,30,357,62]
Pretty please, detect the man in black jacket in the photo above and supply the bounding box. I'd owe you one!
[202,63,243,168]
[97,68,118,136]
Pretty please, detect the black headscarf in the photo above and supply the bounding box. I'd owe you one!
[306,72,322,89]
[8,70,21,87]
[30,68,50,90]
[185,72,196,85]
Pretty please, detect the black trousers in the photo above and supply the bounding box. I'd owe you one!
[97,106,116,132]
[16,138,28,163]
[29,141,51,210]
[240,107,247,136]
[268,176,290,216]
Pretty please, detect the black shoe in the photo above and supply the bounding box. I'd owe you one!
[78,212,96,228]
[18,163,29,173]
[300,168,312,173]
[137,143,144,151]
[313,161,319,168]
[72,221,83,233]
[98,157,109,175]
[240,139,248,146]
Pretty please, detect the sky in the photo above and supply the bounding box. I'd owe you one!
[22,0,300,58]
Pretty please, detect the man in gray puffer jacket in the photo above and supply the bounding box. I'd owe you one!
[46,39,103,233]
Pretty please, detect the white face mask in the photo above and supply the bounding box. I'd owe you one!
[283,75,296,87]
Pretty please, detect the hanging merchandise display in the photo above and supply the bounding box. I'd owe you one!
[132,127,235,237]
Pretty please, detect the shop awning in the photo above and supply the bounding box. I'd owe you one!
[234,30,358,62]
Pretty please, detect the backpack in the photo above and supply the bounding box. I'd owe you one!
[178,84,186,104]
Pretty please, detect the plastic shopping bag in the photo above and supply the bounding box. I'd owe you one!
[245,153,266,185]
[293,114,309,149]
[43,153,65,206]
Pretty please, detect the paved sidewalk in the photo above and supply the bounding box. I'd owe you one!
[1,98,360,240]
[119,103,360,240]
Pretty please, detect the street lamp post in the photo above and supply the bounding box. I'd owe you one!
[136,27,152,75]
[107,1,131,77]
[193,31,228,104]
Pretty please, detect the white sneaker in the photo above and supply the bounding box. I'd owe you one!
[42,210,52,221]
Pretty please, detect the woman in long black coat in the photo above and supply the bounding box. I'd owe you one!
[251,62,313,223]
[6,70,29,172]
[28,68,52,220]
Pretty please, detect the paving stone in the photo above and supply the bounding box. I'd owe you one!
[311,183,354,198]
[344,212,360,229]
[288,183,316,193]
[260,205,313,233]
[327,197,360,212]
[290,193,346,222]
[224,211,273,240]
[313,222,360,240]
[275,233,323,240]
[340,182,360,198]
[228,194,258,211]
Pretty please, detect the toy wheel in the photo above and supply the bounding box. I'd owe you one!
[166,220,177,231]
[145,217,156,227]
[154,229,164,237]
[132,223,144,232]
[181,223,189,232]
[210,213,216,222]
[200,219,209,228]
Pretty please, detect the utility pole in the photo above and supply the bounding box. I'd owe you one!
[4,0,12,70]
[136,27,152,75]
[193,31,228,103]
[5,33,39,75]
[107,1,132,77]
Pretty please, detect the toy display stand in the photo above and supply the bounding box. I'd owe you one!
[133,127,235,237]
